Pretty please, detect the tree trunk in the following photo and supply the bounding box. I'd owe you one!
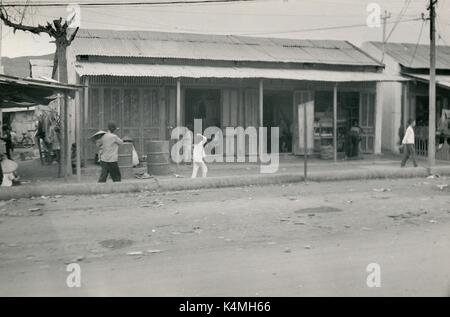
[56,43,69,179]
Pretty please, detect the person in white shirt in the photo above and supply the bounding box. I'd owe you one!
[2,172,15,187]
[96,122,124,183]
[401,119,418,168]
[0,154,18,187]
[192,134,208,178]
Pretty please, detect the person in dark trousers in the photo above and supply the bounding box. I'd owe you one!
[0,153,3,186]
[401,119,418,168]
[71,143,77,174]
[96,122,123,183]
[1,125,13,160]
[350,121,363,159]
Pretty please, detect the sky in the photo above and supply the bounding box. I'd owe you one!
[1,0,449,58]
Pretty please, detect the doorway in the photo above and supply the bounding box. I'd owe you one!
[185,89,221,131]
[263,91,294,153]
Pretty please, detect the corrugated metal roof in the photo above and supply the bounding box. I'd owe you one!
[0,74,81,109]
[29,59,54,80]
[71,29,382,67]
[403,73,450,89]
[75,62,404,82]
[370,42,450,70]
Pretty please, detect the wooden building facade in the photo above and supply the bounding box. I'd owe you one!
[67,30,398,163]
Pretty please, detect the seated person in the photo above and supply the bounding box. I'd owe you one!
[0,154,19,187]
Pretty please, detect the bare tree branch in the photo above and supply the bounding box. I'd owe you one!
[1,4,79,83]
[68,27,79,45]
[0,7,51,35]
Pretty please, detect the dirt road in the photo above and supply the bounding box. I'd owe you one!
[1,177,450,296]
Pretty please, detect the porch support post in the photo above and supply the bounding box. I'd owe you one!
[333,83,338,162]
[259,79,264,127]
[59,93,65,178]
[176,78,181,127]
[403,82,409,130]
[375,82,383,154]
[64,94,71,180]
[75,90,81,182]
[83,77,89,166]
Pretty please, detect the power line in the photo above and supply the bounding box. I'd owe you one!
[1,0,258,7]
[385,0,411,42]
[33,11,207,32]
[28,10,422,36]
[120,5,422,18]
[238,17,422,36]
[408,19,426,66]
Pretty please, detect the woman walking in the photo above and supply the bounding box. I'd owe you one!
[401,119,418,168]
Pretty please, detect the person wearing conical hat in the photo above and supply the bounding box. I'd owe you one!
[96,122,123,183]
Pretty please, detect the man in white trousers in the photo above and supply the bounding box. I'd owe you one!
[192,133,208,178]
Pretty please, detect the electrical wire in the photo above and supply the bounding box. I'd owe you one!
[1,0,260,7]
[238,17,422,36]
[408,19,426,67]
[385,0,412,43]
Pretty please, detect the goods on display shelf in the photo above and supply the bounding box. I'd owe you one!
[320,145,334,160]
[314,117,347,159]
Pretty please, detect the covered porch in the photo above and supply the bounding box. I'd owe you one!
[0,74,83,181]
[77,64,397,165]
[402,74,450,160]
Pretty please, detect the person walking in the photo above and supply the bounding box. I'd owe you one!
[1,125,13,160]
[191,133,208,178]
[401,119,418,168]
[97,122,124,183]
[47,123,61,164]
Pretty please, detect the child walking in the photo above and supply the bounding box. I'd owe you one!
[192,134,208,178]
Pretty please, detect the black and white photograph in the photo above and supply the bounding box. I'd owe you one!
[0,0,449,300]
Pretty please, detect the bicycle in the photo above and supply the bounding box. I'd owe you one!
[15,130,35,149]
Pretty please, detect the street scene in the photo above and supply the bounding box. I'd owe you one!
[0,0,450,299]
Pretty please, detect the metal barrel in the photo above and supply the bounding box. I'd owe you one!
[118,143,134,179]
[147,140,170,175]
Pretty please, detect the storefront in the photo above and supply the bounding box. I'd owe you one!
[68,30,399,163]
[402,76,450,159]
[362,42,450,158]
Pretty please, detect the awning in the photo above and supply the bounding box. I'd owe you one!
[403,73,450,89]
[76,62,406,82]
[0,74,82,109]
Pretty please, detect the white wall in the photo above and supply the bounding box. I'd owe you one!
[361,42,404,154]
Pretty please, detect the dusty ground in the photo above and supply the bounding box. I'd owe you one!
[0,177,450,297]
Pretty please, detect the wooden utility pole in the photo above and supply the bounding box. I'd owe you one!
[0,19,3,128]
[428,0,437,168]
[0,18,3,74]
[333,83,338,162]
[303,103,308,182]
[381,10,391,62]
